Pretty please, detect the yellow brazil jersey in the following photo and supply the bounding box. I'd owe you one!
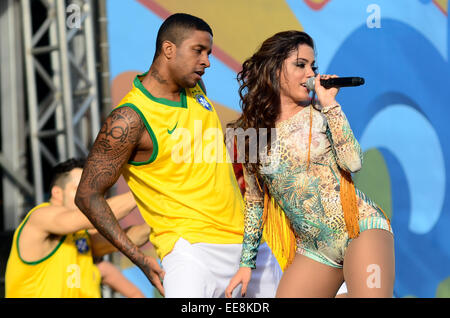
[5,203,101,298]
[118,73,245,260]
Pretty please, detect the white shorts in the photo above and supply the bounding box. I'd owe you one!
[337,282,348,295]
[161,237,282,298]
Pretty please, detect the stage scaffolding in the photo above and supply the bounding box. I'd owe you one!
[0,0,110,230]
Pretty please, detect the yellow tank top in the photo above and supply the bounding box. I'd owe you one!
[5,203,101,298]
[118,73,245,260]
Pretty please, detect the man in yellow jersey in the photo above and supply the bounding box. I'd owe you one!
[5,158,149,298]
[75,13,281,298]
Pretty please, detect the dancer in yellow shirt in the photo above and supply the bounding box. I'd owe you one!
[5,158,148,298]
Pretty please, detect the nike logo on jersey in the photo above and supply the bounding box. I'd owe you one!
[168,122,178,134]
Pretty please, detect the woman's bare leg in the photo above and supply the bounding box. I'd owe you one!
[276,253,344,298]
[344,229,395,297]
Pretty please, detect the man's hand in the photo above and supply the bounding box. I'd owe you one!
[141,255,165,296]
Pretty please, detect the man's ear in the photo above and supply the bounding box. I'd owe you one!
[161,40,176,59]
[51,185,63,203]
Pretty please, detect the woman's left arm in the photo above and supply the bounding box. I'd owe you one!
[322,104,363,173]
[314,73,363,173]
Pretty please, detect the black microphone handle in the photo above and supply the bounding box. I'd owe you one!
[320,77,365,88]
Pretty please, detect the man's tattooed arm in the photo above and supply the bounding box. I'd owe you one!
[75,106,165,295]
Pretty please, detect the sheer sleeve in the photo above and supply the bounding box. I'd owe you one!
[239,164,265,269]
[322,104,363,173]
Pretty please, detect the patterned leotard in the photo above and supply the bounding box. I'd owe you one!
[240,104,393,269]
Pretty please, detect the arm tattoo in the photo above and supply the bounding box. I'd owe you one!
[75,107,148,267]
[84,108,144,190]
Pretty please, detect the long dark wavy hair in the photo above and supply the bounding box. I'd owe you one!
[229,30,315,176]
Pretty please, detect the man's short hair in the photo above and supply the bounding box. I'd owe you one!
[153,13,213,60]
[49,158,86,190]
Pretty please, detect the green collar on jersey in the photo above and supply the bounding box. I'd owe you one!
[134,72,188,108]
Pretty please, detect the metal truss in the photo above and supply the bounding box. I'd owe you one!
[0,0,30,229]
[1,0,101,229]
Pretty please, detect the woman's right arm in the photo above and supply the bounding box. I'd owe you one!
[239,165,265,269]
[226,164,264,297]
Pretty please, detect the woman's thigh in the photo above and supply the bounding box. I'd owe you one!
[276,253,344,298]
[343,229,395,297]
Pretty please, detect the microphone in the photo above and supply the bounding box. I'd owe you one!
[305,77,365,91]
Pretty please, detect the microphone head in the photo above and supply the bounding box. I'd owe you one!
[353,77,365,85]
[305,77,315,91]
